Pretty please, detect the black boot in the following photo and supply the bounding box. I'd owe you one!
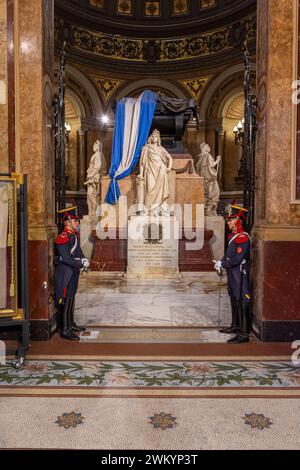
[57,304,64,332]
[227,301,251,344]
[219,298,240,334]
[60,299,79,340]
[69,296,86,332]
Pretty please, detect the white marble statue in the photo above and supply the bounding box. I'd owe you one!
[136,129,173,215]
[84,140,107,215]
[196,142,221,216]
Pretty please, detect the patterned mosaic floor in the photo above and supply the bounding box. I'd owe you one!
[0,395,299,449]
[0,359,299,449]
[0,360,300,396]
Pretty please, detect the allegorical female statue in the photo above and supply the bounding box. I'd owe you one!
[84,140,107,215]
[136,129,173,215]
[196,142,221,216]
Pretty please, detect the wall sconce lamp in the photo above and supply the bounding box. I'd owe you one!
[65,122,71,134]
[233,118,244,144]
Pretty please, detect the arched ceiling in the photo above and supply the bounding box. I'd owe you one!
[225,94,244,119]
[65,97,78,118]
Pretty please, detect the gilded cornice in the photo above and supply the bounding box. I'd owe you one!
[55,12,256,64]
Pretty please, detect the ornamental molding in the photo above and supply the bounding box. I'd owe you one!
[55,13,256,63]
[91,75,124,101]
[180,77,211,101]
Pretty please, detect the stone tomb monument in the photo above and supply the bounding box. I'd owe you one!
[88,131,223,272]
[126,215,180,280]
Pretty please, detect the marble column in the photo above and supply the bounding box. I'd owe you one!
[17,0,56,340]
[253,0,300,341]
[77,127,87,191]
[295,1,300,206]
[0,0,8,173]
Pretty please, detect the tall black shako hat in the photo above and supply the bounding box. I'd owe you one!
[57,205,80,223]
[225,203,248,223]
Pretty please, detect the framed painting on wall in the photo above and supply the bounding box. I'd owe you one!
[0,176,18,318]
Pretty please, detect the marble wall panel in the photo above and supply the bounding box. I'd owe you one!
[262,241,300,321]
[16,1,56,333]
[18,0,55,228]
[252,1,300,340]
[28,240,51,320]
[264,0,294,225]
[18,0,44,226]
[7,0,15,172]
[0,0,8,173]
[255,0,268,222]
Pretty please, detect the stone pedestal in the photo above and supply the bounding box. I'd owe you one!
[91,156,211,273]
[126,215,180,280]
[205,216,225,260]
[90,229,127,271]
[178,229,214,272]
[172,153,204,227]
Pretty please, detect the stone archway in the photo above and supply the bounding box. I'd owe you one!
[199,64,255,121]
[218,93,245,191]
[115,79,189,101]
[65,64,103,117]
[199,66,255,193]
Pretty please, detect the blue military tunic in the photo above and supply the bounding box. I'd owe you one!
[54,228,85,306]
[221,230,251,303]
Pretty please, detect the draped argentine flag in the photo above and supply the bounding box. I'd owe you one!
[105,90,157,204]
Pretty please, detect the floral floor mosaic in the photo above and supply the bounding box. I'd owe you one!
[0,360,299,449]
[0,360,300,397]
[0,396,299,449]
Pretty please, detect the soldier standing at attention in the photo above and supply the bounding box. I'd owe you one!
[54,206,90,340]
[213,204,251,344]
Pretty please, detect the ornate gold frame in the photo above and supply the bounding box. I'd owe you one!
[0,175,20,319]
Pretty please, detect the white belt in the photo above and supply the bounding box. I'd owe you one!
[240,259,247,273]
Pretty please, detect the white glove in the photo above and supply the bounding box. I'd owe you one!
[81,258,90,268]
[213,259,222,270]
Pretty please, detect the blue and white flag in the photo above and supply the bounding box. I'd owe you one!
[105,90,157,204]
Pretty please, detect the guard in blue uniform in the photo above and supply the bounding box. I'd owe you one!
[213,204,251,344]
[54,206,90,340]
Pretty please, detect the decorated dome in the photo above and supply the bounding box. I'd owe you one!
[55,0,256,72]
[55,0,256,38]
